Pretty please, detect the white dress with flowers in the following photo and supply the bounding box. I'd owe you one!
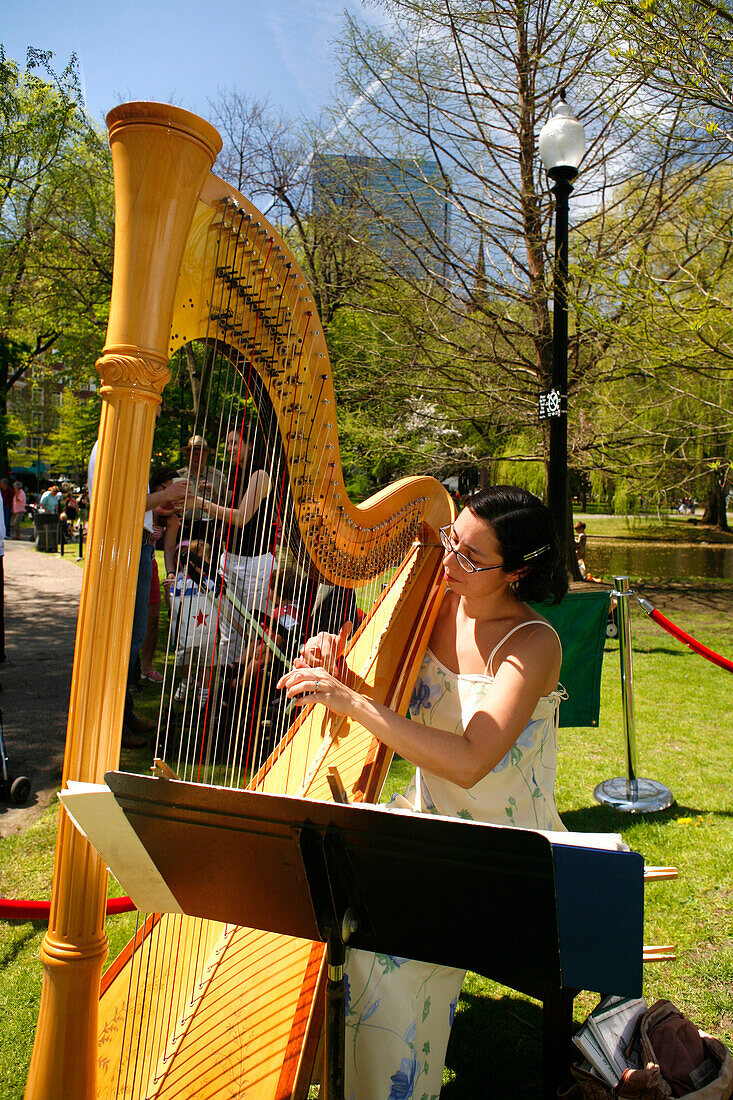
[343,621,565,1100]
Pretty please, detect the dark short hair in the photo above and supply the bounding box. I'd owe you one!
[467,485,567,604]
[149,466,179,491]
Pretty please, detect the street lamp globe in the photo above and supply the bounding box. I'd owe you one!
[539,95,586,179]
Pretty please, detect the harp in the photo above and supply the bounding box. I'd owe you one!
[25,103,452,1099]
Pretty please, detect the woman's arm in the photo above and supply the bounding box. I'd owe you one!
[146,481,187,513]
[198,469,271,529]
[278,626,560,789]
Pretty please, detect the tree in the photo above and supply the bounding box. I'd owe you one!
[0,47,113,475]
[575,164,733,527]
[579,0,733,527]
[45,388,101,485]
[599,0,733,145]
[319,0,730,556]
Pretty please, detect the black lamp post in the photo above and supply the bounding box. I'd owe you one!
[538,92,585,566]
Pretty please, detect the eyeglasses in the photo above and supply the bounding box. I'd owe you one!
[439,526,504,574]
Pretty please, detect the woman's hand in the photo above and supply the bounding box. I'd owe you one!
[192,488,215,516]
[295,621,353,676]
[276,665,356,717]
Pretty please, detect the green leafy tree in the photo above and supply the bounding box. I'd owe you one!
[45,389,101,485]
[599,0,733,145]
[0,47,113,476]
[575,163,733,527]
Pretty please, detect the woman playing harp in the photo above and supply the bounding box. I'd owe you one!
[279,485,568,1098]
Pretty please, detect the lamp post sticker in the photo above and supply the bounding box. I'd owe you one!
[538,388,563,419]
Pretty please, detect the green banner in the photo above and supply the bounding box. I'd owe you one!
[530,587,611,728]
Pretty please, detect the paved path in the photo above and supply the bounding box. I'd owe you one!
[0,537,83,838]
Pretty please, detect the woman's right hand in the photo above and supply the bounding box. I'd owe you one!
[294,621,353,678]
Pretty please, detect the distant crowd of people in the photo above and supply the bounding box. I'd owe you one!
[0,478,88,542]
[79,424,366,756]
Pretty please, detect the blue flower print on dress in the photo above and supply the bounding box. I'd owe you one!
[344,972,351,1014]
[389,1050,418,1099]
[409,676,442,717]
[449,994,458,1025]
[360,998,380,1022]
[376,954,409,973]
[492,717,544,772]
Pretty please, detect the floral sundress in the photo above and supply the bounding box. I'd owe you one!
[343,621,565,1100]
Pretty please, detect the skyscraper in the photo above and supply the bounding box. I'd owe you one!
[312,153,450,278]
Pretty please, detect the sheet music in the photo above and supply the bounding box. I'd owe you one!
[59,781,183,914]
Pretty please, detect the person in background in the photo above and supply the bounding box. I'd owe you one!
[140,466,181,683]
[88,439,186,748]
[58,511,72,543]
[194,418,275,666]
[169,538,220,706]
[0,504,5,662]
[176,435,225,545]
[11,481,26,540]
[64,491,79,531]
[0,479,12,535]
[139,558,164,684]
[39,485,60,514]
[574,521,587,579]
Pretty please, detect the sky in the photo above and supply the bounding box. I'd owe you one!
[2,0,382,127]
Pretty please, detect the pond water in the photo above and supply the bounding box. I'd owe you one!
[586,541,733,581]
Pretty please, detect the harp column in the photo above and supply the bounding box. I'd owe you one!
[26,105,222,1100]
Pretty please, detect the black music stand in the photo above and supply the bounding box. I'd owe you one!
[101,771,644,1100]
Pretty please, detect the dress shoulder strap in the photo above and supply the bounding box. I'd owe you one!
[484,619,562,677]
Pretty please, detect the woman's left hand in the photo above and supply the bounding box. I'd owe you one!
[277,666,356,717]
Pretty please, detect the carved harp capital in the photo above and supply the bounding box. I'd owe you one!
[95,348,171,398]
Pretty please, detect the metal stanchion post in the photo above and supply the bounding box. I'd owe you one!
[594,575,674,813]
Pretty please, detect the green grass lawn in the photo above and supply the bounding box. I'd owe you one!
[573,510,733,544]
[1,580,731,1096]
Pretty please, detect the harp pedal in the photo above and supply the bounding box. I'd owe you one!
[152,758,180,780]
[327,767,349,804]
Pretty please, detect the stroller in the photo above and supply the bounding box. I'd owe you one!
[0,707,31,805]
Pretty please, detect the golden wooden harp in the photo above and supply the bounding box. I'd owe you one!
[25,102,453,1100]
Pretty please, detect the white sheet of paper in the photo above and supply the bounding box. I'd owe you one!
[539,829,628,852]
[59,781,183,914]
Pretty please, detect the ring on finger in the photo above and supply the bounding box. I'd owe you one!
[314,679,320,690]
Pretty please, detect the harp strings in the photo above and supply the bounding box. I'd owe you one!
[154,207,286,781]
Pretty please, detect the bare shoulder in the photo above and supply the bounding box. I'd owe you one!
[493,611,562,690]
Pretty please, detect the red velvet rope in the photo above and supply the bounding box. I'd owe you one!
[0,896,136,921]
[637,597,733,673]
